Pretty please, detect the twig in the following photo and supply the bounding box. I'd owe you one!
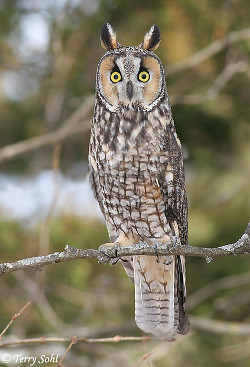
[57,336,77,367]
[0,223,249,276]
[0,335,150,348]
[0,301,31,340]
[167,28,250,75]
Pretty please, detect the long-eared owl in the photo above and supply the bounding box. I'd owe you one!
[89,23,189,337]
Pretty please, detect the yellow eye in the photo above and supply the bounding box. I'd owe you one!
[138,70,150,82]
[110,71,122,83]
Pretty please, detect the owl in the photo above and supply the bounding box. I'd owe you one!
[89,23,189,338]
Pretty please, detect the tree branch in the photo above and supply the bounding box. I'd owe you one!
[190,316,250,336]
[171,60,248,105]
[0,223,249,277]
[0,95,93,163]
[167,28,250,75]
[187,271,250,309]
[1,316,250,348]
[0,335,151,348]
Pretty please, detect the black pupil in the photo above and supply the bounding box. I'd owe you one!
[141,73,147,79]
[114,73,119,79]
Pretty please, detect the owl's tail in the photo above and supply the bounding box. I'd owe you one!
[134,255,189,338]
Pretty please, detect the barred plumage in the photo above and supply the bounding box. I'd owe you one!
[89,23,189,337]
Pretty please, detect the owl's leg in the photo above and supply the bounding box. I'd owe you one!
[114,233,140,247]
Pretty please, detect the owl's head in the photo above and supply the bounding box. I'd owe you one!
[96,23,165,113]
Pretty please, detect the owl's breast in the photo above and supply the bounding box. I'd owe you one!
[91,106,175,239]
[96,141,171,239]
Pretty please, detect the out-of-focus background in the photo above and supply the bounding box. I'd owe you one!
[0,0,249,366]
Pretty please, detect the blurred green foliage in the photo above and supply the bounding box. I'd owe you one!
[0,0,249,366]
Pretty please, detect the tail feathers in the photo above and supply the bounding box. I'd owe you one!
[176,255,190,335]
[134,255,189,337]
[134,256,177,338]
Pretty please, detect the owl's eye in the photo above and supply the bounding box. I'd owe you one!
[138,70,150,83]
[110,71,122,83]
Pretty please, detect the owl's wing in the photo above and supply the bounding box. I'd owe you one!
[158,117,188,245]
[89,154,105,216]
[157,118,189,335]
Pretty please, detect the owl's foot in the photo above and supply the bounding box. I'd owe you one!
[98,233,140,265]
[153,243,174,265]
[114,233,141,262]
[98,242,119,265]
[153,235,175,265]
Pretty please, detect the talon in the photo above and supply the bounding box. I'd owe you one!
[109,245,120,265]
[100,249,110,258]
[154,243,160,263]
[99,243,120,265]
[100,248,119,265]
[173,236,179,246]
[110,258,120,266]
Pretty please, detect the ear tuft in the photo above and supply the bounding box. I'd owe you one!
[142,24,161,51]
[100,23,117,50]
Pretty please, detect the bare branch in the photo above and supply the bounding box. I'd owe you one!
[1,315,250,349]
[219,339,250,363]
[206,60,248,98]
[0,223,249,277]
[190,316,250,336]
[167,28,250,75]
[0,335,150,348]
[171,60,248,105]
[0,95,93,163]
[0,301,31,340]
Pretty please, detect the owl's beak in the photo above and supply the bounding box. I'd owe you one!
[126,81,133,100]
